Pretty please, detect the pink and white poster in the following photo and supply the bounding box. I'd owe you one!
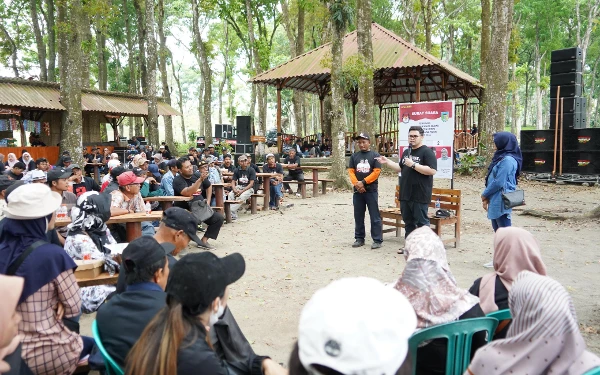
[398,101,454,179]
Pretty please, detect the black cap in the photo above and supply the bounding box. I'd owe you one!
[47,168,72,183]
[0,176,16,193]
[167,159,177,168]
[62,156,72,163]
[110,166,126,180]
[162,207,202,244]
[354,132,370,141]
[122,236,175,273]
[167,252,246,315]
[132,167,145,177]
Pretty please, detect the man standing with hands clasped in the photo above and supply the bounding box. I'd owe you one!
[378,126,437,253]
[348,132,383,249]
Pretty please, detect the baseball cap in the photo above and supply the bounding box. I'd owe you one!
[167,252,246,315]
[266,153,275,159]
[62,156,72,163]
[0,176,15,192]
[148,164,161,178]
[298,277,417,375]
[167,159,178,168]
[117,171,145,186]
[47,168,72,183]
[159,145,165,149]
[161,207,202,244]
[132,167,145,177]
[110,166,126,180]
[68,163,81,170]
[135,158,149,167]
[208,144,215,148]
[29,169,46,181]
[238,155,248,161]
[354,132,370,141]
[122,236,175,273]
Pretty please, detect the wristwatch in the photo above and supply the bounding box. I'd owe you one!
[411,163,418,169]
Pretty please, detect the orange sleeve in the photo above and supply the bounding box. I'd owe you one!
[347,168,358,185]
[364,168,381,185]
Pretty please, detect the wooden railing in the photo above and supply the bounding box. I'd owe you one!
[454,132,478,150]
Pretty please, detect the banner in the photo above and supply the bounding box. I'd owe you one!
[398,101,455,179]
[0,107,21,116]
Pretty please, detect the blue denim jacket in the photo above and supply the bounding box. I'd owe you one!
[482,156,517,220]
[161,170,175,196]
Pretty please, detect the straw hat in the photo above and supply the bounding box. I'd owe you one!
[4,183,62,220]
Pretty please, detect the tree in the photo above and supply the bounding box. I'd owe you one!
[356,0,375,139]
[30,0,48,81]
[327,0,352,189]
[145,0,159,147]
[171,60,187,143]
[479,0,514,152]
[157,0,174,147]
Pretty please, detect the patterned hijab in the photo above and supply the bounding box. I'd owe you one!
[67,191,111,253]
[394,227,479,328]
[467,271,600,375]
[479,227,547,314]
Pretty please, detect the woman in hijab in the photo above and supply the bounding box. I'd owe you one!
[394,227,484,375]
[467,271,600,375]
[5,153,17,170]
[64,192,118,313]
[0,183,94,375]
[468,227,547,339]
[481,132,522,233]
[0,275,31,375]
[20,153,35,173]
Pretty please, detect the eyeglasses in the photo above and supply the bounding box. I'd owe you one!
[408,135,421,138]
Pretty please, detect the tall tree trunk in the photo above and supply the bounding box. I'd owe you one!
[480,0,491,82]
[479,0,514,153]
[30,0,48,81]
[356,0,375,139]
[157,0,173,147]
[245,0,264,154]
[534,42,544,130]
[190,0,212,145]
[510,62,519,135]
[218,21,230,125]
[96,29,108,90]
[198,77,205,137]
[46,0,56,81]
[523,69,529,128]
[80,12,92,87]
[58,0,84,165]
[0,25,19,77]
[420,0,433,52]
[323,96,332,139]
[145,0,159,147]
[172,62,186,143]
[134,0,147,94]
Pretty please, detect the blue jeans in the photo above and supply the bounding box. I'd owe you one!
[353,190,383,243]
[141,221,155,236]
[400,200,430,238]
[80,336,95,359]
[491,214,511,232]
[269,183,283,207]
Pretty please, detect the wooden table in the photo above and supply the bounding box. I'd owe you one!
[76,272,119,287]
[256,172,278,210]
[55,211,163,242]
[212,183,225,209]
[145,196,192,210]
[281,165,330,196]
[86,163,104,184]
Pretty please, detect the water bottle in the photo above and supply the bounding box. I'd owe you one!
[145,202,152,215]
[57,204,67,219]
[435,197,441,210]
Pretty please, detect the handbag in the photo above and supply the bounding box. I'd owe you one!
[502,189,525,209]
[190,199,214,222]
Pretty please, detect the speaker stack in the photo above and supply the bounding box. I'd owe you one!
[521,47,599,176]
[235,116,254,155]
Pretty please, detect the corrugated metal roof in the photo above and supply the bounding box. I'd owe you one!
[251,23,482,103]
[0,80,65,110]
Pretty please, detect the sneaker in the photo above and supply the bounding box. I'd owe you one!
[198,241,216,250]
[231,212,238,220]
[197,225,205,232]
[483,261,494,268]
[295,193,301,198]
[352,240,365,248]
[371,242,382,249]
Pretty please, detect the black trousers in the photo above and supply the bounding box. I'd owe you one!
[400,200,430,238]
[283,172,304,192]
[203,211,224,240]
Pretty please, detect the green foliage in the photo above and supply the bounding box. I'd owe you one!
[187,129,198,143]
[327,0,353,31]
[215,139,233,155]
[456,153,486,176]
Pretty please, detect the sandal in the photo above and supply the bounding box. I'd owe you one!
[397,249,404,254]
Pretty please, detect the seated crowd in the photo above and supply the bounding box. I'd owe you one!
[1,143,599,375]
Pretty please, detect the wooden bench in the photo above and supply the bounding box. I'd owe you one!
[223,200,241,223]
[250,194,265,214]
[318,178,335,194]
[380,186,461,247]
[284,181,315,199]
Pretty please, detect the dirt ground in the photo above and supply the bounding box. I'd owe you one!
[80,174,600,365]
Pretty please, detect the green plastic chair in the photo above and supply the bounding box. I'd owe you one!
[408,317,498,375]
[486,309,512,321]
[92,320,125,375]
[583,367,600,375]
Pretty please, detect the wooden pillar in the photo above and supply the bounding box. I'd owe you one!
[276,81,282,153]
[415,67,422,102]
[378,104,383,135]
[352,100,357,132]
[441,73,448,100]
[319,94,325,137]
[463,84,469,132]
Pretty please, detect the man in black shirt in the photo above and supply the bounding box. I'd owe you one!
[172,157,224,249]
[283,148,304,197]
[85,147,102,176]
[5,162,25,180]
[227,154,256,219]
[378,125,437,243]
[347,133,383,249]
[67,164,100,196]
[262,153,284,209]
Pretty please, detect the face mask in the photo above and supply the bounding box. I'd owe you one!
[209,300,225,327]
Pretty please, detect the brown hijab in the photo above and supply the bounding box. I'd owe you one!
[479,227,547,314]
[0,275,24,373]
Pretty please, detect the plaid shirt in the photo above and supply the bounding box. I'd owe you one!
[110,189,145,213]
[18,270,83,375]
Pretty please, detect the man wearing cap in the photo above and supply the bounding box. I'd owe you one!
[227,154,256,219]
[283,148,304,197]
[4,161,25,180]
[56,151,70,168]
[207,144,222,161]
[137,166,165,198]
[173,157,224,249]
[67,163,100,196]
[102,166,126,194]
[160,159,178,196]
[263,153,284,209]
[159,143,171,160]
[62,156,73,169]
[110,170,155,238]
[47,167,78,206]
[0,175,15,220]
[348,132,383,249]
[282,137,293,156]
[85,147,102,176]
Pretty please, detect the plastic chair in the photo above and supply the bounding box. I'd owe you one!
[583,367,600,375]
[408,317,498,375]
[92,320,125,375]
[486,309,512,321]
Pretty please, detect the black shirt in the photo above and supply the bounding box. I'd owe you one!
[284,155,302,174]
[172,173,211,209]
[399,145,437,204]
[72,176,100,197]
[469,276,510,339]
[232,167,256,188]
[348,150,381,192]
[223,164,236,173]
[263,163,283,183]
[5,170,22,180]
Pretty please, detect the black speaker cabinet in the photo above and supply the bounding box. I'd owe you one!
[550,97,586,114]
[550,84,582,98]
[549,112,587,129]
[234,144,253,154]
[522,151,554,173]
[561,151,600,174]
[215,124,222,139]
[550,72,582,86]
[551,47,582,63]
[520,130,555,152]
[236,116,252,144]
[550,60,583,74]
[572,128,600,151]
[215,124,233,139]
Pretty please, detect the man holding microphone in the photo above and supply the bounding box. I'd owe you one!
[378,126,437,252]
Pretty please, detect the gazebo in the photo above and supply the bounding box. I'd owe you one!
[251,22,483,153]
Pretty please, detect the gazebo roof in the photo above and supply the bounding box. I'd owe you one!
[251,23,482,104]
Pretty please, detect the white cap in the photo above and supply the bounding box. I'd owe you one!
[298,277,416,375]
[29,169,46,181]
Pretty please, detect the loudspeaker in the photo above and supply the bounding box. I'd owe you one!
[215,124,222,139]
[550,72,582,86]
[572,128,600,151]
[550,84,582,98]
[522,151,554,173]
[235,144,253,154]
[520,130,555,152]
[550,97,586,114]
[549,112,587,129]
[561,151,600,174]
[551,47,582,63]
[550,60,583,74]
[236,116,252,144]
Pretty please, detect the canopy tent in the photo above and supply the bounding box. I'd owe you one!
[251,22,483,151]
